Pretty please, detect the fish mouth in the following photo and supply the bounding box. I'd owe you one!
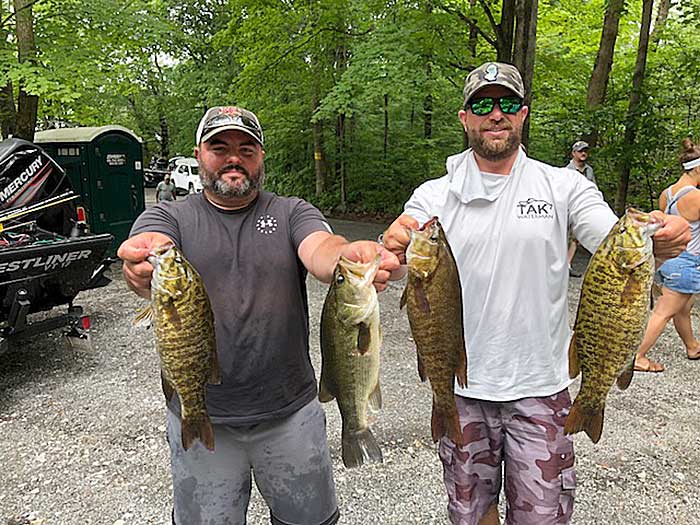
[338,255,381,287]
[407,217,440,263]
[148,243,183,296]
[147,242,175,268]
[626,208,663,236]
[420,217,439,231]
[336,255,380,324]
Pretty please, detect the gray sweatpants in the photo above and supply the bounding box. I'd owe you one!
[167,398,339,525]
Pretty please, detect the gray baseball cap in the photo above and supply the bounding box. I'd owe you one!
[195,106,264,146]
[463,62,525,104]
[572,140,589,152]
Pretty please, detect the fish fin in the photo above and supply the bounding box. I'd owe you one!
[341,427,383,468]
[208,346,222,385]
[621,274,643,304]
[318,377,335,403]
[568,332,580,379]
[400,285,407,309]
[162,299,183,328]
[160,370,175,402]
[616,353,635,390]
[564,402,604,444]
[414,279,430,314]
[133,305,153,328]
[431,404,463,446]
[368,381,382,411]
[181,413,215,451]
[455,348,467,389]
[357,322,371,355]
[417,353,427,382]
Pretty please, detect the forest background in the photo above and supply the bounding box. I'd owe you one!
[1,0,699,218]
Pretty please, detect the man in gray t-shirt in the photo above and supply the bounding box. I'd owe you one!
[155,173,177,202]
[566,140,596,185]
[566,140,597,276]
[118,106,399,525]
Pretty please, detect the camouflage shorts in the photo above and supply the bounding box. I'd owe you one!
[438,389,576,525]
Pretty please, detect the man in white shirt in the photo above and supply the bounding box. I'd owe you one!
[382,62,689,525]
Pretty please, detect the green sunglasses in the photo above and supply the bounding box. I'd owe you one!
[466,96,524,116]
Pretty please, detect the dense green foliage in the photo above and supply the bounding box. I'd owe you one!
[2,0,699,215]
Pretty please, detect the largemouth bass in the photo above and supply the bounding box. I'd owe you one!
[136,243,221,451]
[319,255,383,468]
[401,217,467,446]
[565,208,663,443]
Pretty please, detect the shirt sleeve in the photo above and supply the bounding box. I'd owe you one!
[568,173,617,254]
[404,178,444,226]
[288,198,333,250]
[129,202,181,246]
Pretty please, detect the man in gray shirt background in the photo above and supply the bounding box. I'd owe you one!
[566,140,597,276]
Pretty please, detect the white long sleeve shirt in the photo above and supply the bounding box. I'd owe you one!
[404,148,617,401]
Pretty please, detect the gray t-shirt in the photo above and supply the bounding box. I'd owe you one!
[156,180,176,201]
[565,159,596,186]
[131,191,331,424]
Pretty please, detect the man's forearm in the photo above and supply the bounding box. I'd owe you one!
[308,234,349,283]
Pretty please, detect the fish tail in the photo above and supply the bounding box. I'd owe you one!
[564,401,604,444]
[432,404,463,447]
[341,427,383,468]
[181,413,215,452]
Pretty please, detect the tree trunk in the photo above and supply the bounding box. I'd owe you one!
[159,114,169,159]
[585,0,624,147]
[0,83,16,139]
[614,0,654,215]
[424,92,433,139]
[383,93,389,164]
[499,0,516,62]
[468,0,478,58]
[0,3,15,138]
[336,112,346,212]
[513,0,538,148]
[650,0,670,44]
[312,93,327,197]
[13,0,38,141]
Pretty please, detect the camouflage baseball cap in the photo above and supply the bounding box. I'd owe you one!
[463,62,525,104]
[195,106,264,146]
[572,140,589,152]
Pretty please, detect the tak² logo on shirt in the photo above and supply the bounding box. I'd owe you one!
[516,198,554,219]
[256,214,278,235]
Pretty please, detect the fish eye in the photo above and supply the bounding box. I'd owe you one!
[619,227,627,234]
[336,274,345,285]
[430,233,439,241]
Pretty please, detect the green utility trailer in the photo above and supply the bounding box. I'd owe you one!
[34,126,145,253]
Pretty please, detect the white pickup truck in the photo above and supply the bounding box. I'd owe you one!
[170,158,202,195]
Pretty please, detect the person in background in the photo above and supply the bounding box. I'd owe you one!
[635,137,700,373]
[155,173,177,202]
[382,61,689,525]
[118,105,400,525]
[565,140,597,277]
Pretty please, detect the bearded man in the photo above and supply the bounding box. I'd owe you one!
[382,63,689,525]
[117,106,399,524]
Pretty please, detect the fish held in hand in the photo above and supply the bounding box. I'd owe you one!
[134,243,221,451]
[401,217,467,446]
[565,208,662,443]
[319,255,383,468]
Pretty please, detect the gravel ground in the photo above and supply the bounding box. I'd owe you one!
[2,215,700,525]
